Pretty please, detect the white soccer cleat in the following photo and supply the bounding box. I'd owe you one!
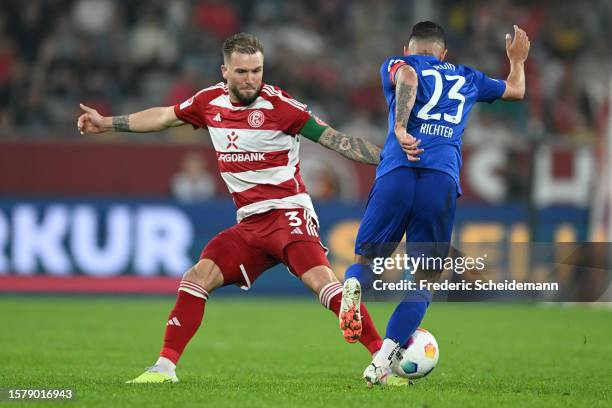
[363,361,392,387]
[339,278,362,343]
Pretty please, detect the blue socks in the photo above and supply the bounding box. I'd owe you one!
[345,262,434,348]
[385,289,432,347]
[344,263,374,291]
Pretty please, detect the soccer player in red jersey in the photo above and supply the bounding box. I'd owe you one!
[77,33,383,383]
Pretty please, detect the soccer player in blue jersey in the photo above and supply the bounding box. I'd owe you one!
[339,21,530,385]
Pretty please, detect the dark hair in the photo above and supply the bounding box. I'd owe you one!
[222,32,264,59]
[409,21,446,47]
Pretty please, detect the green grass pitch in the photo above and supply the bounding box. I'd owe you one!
[1,296,611,407]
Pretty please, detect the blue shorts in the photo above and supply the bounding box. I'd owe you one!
[355,167,457,259]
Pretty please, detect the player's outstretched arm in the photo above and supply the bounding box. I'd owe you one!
[502,25,530,101]
[77,104,185,135]
[318,127,382,165]
[299,116,381,165]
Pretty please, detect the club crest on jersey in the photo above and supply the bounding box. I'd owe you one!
[247,110,265,128]
[226,132,239,149]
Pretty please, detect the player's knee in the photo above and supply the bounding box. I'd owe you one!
[183,259,224,293]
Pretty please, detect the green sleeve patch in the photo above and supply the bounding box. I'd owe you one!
[299,116,329,142]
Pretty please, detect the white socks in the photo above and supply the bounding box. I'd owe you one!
[154,356,177,374]
[372,338,402,367]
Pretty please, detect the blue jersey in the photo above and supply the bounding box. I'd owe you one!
[377,55,506,194]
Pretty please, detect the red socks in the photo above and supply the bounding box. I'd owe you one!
[159,279,383,365]
[160,280,208,364]
[319,282,383,355]
[352,301,383,354]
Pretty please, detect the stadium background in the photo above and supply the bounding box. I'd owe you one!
[0,0,609,295]
[0,1,611,406]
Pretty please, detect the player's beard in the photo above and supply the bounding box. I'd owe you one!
[229,83,261,106]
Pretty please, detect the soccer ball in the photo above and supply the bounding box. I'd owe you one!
[393,328,439,379]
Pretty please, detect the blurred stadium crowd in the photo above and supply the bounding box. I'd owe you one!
[0,0,610,143]
[0,0,610,204]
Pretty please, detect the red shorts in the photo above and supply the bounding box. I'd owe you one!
[200,208,330,290]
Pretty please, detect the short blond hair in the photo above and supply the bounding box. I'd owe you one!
[222,33,264,60]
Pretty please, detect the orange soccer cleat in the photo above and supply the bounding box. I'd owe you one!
[339,278,363,343]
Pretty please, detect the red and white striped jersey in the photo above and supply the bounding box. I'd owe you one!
[174,82,317,223]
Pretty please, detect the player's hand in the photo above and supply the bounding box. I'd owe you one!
[395,128,423,162]
[77,103,107,135]
[505,25,530,63]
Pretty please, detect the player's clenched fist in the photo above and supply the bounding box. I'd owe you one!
[77,103,107,135]
[505,25,530,63]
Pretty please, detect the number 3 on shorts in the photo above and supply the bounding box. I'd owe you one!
[284,211,303,227]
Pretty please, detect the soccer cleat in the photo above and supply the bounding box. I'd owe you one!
[126,366,179,384]
[386,374,414,387]
[339,278,362,343]
[363,361,392,387]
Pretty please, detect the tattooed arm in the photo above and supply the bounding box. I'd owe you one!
[394,65,417,131]
[318,127,381,165]
[298,116,381,165]
[77,104,184,134]
[393,65,423,161]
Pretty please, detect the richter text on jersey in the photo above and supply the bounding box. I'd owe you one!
[419,123,454,138]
